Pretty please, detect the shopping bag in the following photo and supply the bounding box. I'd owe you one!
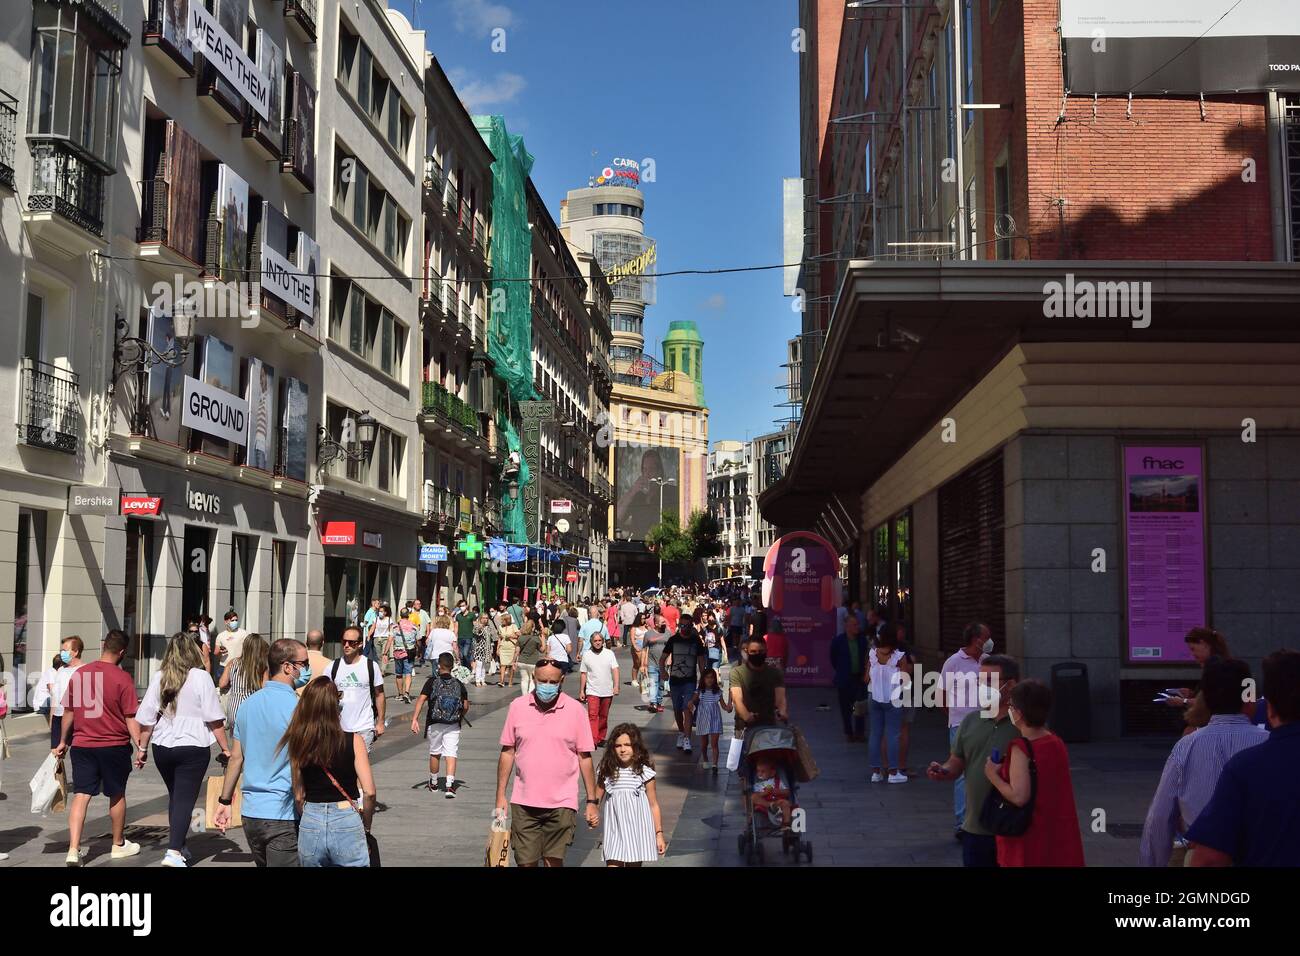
[485,812,511,867]
[366,832,381,867]
[51,760,68,813]
[205,775,243,830]
[29,753,61,815]
[639,674,651,704]
[791,725,820,783]
[726,735,744,772]
[488,660,499,676]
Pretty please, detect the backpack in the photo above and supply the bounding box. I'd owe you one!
[427,674,465,725]
[331,657,379,719]
[668,637,699,680]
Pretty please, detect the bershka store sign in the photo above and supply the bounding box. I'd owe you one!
[183,375,248,446]
[121,496,163,516]
[261,241,314,315]
[321,521,356,546]
[186,2,270,120]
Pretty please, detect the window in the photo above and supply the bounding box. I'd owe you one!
[962,0,975,132]
[230,534,256,622]
[270,541,293,640]
[329,274,350,341]
[945,18,957,159]
[338,21,359,86]
[182,525,214,626]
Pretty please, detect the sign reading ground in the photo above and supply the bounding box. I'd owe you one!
[183,375,249,446]
[1061,0,1300,94]
[187,2,271,119]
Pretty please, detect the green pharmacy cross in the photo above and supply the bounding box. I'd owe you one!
[457,533,486,560]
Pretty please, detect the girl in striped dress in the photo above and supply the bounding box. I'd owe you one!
[594,723,666,867]
[686,669,730,773]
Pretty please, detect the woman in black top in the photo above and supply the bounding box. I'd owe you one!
[280,677,377,867]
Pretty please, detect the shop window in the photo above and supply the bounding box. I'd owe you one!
[270,540,293,640]
[182,525,214,627]
[230,534,256,622]
[124,517,156,689]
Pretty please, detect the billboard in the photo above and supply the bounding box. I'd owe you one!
[615,445,678,541]
[1123,446,1207,663]
[761,532,840,687]
[217,164,249,284]
[196,336,236,457]
[256,28,284,147]
[594,157,641,188]
[280,376,309,482]
[145,305,184,446]
[1062,0,1300,94]
[243,357,275,471]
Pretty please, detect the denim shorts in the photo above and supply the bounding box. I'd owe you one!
[669,678,697,714]
[298,801,369,867]
[393,656,413,676]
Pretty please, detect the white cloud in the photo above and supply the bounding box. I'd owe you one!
[447,70,528,111]
[446,0,515,35]
[701,294,727,310]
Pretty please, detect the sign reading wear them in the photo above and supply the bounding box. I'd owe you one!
[261,242,315,315]
[1060,0,1300,95]
[186,2,270,120]
[550,499,573,515]
[1124,446,1207,663]
[68,486,121,515]
[321,521,356,546]
[183,376,249,446]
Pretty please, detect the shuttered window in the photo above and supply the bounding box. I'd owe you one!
[938,451,1005,657]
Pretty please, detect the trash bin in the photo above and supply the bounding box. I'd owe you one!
[1050,662,1091,743]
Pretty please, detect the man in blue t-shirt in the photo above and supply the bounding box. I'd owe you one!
[577,607,608,663]
[1187,649,1300,867]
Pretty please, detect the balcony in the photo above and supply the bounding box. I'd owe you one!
[590,471,612,503]
[25,141,106,256]
[424,483,460,531]
[421,381,482,439]
[0,90,16,191]
[18,360,80,455]
[142,0,197,77]
[282,114,314,192]
[423,157,446,210]
[284,0,318,42]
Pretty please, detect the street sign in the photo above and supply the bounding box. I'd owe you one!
[555,518,570,533]
[577,557,593,571]
[565,570,579,582]
[550,499,573,514]
[420,544,449,562]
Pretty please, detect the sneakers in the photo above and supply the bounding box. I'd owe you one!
[111,839,141,860]
[654,705,664,713]
[682,739,692,753]
[445,784,457,800]
[65,847,87,867]
[675,734,684,749]
[887,772,908,784]
[161,850,187,868]
[701,760,712,770]
[870,771,884,783]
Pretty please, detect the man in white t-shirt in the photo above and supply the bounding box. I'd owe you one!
[938,622,990,837]
[547,618,573,674]
[618,597,637,631]
[578,632,620,747]
[49,635,85,750]
[330,626,386,751]
[216,609,250,674]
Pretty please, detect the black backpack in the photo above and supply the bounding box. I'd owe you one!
[427,674,465,725]
[668,637,699,680]
[331,657,379,719]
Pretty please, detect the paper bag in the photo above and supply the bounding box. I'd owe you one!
[726,735,744,772]
[205,775,243,830]
[29,753,61,815]
[791,725,820,783]
[485,823,511,867]
[51,760,68,813]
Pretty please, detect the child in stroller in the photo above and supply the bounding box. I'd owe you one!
[736,724,812,864]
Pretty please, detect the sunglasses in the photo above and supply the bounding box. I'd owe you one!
[342,639,362,648]
[534,659,564,669]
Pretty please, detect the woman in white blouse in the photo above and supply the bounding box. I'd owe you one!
[866,630,912,785]
[137,634,231,868]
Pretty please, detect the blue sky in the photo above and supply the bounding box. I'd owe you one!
[404,0,799,445]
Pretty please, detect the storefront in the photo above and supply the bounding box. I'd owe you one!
[104,454,311,691]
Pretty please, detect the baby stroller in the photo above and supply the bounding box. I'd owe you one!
[735,724,813,864]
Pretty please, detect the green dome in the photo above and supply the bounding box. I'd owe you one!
[661,321,704,405]
[663,320,703,343]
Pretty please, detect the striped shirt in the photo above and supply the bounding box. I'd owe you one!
[1138,714,1268,866]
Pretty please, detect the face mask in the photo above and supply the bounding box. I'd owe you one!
[293,664,311,689]
[982,638,994,656]
[59,649,73,665]
[747,652,766,668]
[534,683,560,703]
[228,620,239,631]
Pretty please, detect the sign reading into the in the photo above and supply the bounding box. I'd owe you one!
[261,241,315,315]
[187,2,271,119]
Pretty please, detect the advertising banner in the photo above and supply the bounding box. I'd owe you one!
[243,357,275,471]
[145,305,184,446]
[615,445,678,541]
[761,532,840,687]
[550,499,573,514]
[261,235,315,315]
[256,28,284,144]
[121,496,164,516]
[184,375,248,447]
[420,544,449,562]
[1124,446,1207,663]
[216,165,249,283]
[187,0,270,119]
[280,376,309,482]
[322,521,356,546]
[295,231,321,332]
[1061,0,1300,94]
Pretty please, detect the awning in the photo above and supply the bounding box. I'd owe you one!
[760,259,1300,546]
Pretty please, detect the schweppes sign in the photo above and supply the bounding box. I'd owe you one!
[606,243,656,285]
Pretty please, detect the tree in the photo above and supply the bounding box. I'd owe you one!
[685,510,722,562]
[645,513,694,564]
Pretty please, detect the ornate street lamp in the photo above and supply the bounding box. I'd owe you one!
[316,411,378,471]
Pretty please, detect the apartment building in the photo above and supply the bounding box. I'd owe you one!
[707,439,754,577]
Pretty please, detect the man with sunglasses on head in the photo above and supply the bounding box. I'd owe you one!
[331,626,386,752]
[496,659,599,867]
[215,638,309,866]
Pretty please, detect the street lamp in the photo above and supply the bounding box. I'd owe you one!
[649,476,677,585]
[316,411,378,472]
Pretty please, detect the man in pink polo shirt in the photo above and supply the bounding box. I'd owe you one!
[939,622,992,838]
[496,660,599,867]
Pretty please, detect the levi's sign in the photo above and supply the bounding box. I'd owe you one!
[183,376,249,446]
[187,2,270,120]
[261,242,315,315]
[121,496,163,516]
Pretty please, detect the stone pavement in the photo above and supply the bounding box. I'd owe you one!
[0,649,1172,867]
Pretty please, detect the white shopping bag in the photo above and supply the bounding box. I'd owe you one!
[488,660,499,676]
[30,752,62,815]
[726,736,744,772]
[639,674,651,704]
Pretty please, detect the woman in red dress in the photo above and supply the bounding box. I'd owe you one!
[983,679,1085,867]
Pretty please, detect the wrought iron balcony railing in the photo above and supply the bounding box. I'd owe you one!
[19,359,80,454]
[0,90,16,190]
[28,141,106,236]
[137,177,168,243]
[284,0,318,42]
[422,381,481,438]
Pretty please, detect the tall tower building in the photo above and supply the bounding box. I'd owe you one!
[662,320,704,407]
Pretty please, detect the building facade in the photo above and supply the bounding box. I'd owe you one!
[707,439,753,577]
[767,0,1300,735]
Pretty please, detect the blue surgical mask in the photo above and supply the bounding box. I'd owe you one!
[293,663,311,689]
[59,649,73,665]
[228,619,240,631]
[534,683,560,703]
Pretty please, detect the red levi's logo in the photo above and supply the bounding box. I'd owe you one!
[120,496,163,515]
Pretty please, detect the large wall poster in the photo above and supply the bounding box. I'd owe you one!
[1124,446,1208,663]
[217,164,249,285]
[198,336,237,459]
[244,357,276,472]
[614,445,679,541]
[281,376,309,482]
[145,305,183,446]
[761,531,840,687]
[256,28,284,148]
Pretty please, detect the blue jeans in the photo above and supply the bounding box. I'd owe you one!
[868,698,902,771]
[961,832,998,867]
[298,802,369,867]
[648,664,662,706]
[948,725,966,830]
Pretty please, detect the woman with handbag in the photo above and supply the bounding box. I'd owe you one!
[385,609,418,704]
[219,634,268,731]
[281,677,377,867]
[496,613,520,687]
[982,679,1085,867]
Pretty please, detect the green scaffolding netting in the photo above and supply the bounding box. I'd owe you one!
[475,114,537,406]
[476,114,537,544]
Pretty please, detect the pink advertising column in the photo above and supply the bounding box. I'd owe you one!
[761,532,841,687]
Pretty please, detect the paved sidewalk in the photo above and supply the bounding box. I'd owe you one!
[0,651,1173,867]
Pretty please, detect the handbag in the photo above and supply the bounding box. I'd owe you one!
[979,738,1037,836]
[324,766,379,866]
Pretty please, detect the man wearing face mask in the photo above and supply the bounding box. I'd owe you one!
[927,655,1021,867]
[215,638,308,866]
[729,635,788,743]
[496,660,599,867]
[49,635,85,751]
[215,609,249,683]
[938,623,993,839]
